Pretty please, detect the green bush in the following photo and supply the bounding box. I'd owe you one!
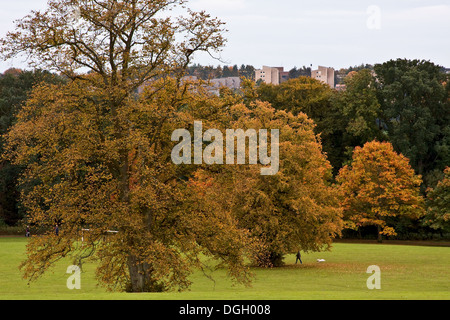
[0,218,23,235]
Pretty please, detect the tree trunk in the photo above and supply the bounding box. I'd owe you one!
[126,255,164,292]
[377,225,383,243]
[268,252,285,267]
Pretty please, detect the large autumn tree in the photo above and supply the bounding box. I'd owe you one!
[0,0,262,292]
[213,87,343,267]
[337,141,424,242]
[231,101,343,266]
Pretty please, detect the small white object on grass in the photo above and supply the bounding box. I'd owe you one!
[316,259,326,263]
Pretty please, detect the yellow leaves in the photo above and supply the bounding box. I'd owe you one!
[343,220,358,230]
[380,226,397,237]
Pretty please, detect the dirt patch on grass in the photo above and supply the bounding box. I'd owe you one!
[282,262,410,275]
[335,239,450,247]
[282,262,365,272]
[0,235,24,238]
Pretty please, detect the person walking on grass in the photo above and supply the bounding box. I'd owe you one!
[296,251,302,264]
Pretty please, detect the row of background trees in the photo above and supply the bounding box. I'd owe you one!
[186,63,312,81]
[255,59,450,240]
[162,59,449,243]
[1,59,449,239]
[185,63,374,85]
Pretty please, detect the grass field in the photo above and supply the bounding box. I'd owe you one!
[0,237,449,300]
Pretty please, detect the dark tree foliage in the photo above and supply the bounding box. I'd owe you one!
[0,69,65,225]
[374,59,450,187]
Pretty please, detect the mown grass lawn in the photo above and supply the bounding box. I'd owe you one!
[0,237,448,300]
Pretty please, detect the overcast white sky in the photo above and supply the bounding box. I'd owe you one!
[1,0,449,72]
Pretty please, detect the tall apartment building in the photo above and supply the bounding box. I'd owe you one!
[255,66,289,85]
[311,66,335,88]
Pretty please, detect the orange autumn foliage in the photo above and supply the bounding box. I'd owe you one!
[337,141,425,241]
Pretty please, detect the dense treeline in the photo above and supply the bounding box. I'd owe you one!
[254,59,450,240]
[0,59,449,242]
[186,63,255,80]
[186,64,312,81]
[185,62,367,84]
[256,60,450,182]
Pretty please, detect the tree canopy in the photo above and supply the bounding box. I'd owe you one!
[337,141,425,242]
[374,59,450,182]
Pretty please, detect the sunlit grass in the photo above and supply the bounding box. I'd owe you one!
[0,237,448,300]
